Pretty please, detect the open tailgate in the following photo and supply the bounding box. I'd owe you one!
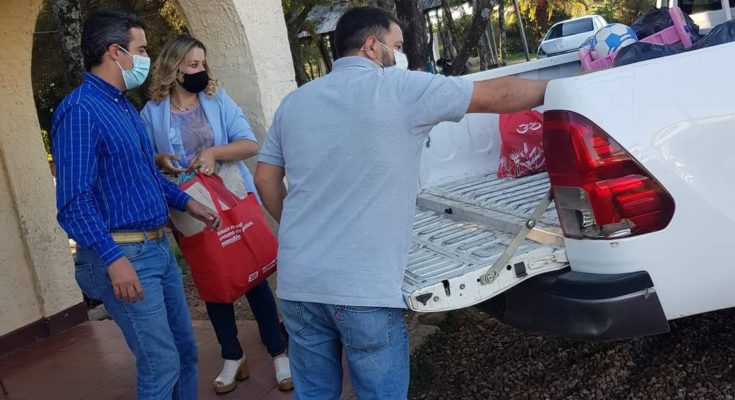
[403,173,569,312]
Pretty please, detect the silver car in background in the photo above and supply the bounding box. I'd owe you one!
[537,15,608,58]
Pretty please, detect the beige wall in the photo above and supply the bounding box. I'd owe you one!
[0,0,296,337]
[176,0,297,152]
[0,157,44,334]
[0,0,80,337]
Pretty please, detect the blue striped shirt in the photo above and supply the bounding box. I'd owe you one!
[52,72,190,266]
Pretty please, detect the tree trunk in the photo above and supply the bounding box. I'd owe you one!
[498,0,507,66]
[425,12,436,66]
[395,0,428,70]
[316,35,333,72]
[437,12,453,59]
[535,0,549,35]
[373,0,396,13]
[444,0,493,75]
[513,0,531,61]
[476,1,489,70]
[486,24,498,65]
[289,36,311,86]
[51,0,84,85]
[284,3,316,86]
[478,33,488,70]
[440,0,458,58]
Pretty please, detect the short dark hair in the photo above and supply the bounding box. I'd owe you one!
[81,10,146,71]
[334,7,401,58]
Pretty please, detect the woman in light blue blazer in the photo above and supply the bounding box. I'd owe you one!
[141,35,292,395]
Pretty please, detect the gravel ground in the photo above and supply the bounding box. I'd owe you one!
[409,308,735,400]
[171,236,735,399]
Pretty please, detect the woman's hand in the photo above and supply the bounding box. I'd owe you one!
[192,147,217,175]
[155,153,187,175]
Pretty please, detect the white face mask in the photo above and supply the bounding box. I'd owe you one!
[392,50,409,70]
[376,41,408,70]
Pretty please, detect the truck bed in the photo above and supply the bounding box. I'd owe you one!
[404,173,567,311]
[402,54,580,311]
[419,172,559,229]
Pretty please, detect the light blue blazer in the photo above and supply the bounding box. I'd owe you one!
[140,88,258,195]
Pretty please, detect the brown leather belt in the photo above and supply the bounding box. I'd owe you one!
[111,228,165,244]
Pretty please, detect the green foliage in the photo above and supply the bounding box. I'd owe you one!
[589,0,657,25]
[489,7,527,55]
[41,129,52,160]
[282,0,376,83]
[32,0,188,146]
[300,38,327,80]
[510,0,658,53]
[515,0,588,47]
[451,7,474,51]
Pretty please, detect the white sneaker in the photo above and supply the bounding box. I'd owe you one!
[213,357,249,394]
[273,354,293,392]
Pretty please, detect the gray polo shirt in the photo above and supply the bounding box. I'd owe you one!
[259,56,473,308]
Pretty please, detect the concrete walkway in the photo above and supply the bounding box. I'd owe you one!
[0,319,353,399]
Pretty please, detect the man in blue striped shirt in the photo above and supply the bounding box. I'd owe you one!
[52,10,219,399]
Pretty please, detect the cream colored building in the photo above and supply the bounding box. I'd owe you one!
[0,0,295,351]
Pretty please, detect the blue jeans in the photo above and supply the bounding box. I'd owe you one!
[279,300,409,400]
[75,237,198,400]
[205,281,287,360]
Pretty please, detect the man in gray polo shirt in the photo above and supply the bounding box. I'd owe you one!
[255,6,548,399]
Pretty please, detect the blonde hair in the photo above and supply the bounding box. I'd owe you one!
[148,35,219,101]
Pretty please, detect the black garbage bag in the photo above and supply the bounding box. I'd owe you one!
[631,7,700,42]
[690,20,735,50]
[613,42,684,67]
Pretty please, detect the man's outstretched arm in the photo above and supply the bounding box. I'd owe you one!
[468,77,549,114]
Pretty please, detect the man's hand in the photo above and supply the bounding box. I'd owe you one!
[186,199,221,230]
[155,153,187,175]
[108,257,144,303]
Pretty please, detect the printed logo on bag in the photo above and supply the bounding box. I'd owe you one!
[262,260,276,274]
[498,110,546,179]
[217,221,256,248]
[516,122,542,135]
[248,271,259,282]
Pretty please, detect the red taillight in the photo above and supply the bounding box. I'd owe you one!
[543,111,674,239]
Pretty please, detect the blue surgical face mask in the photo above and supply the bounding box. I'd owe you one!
[114,45,150,90]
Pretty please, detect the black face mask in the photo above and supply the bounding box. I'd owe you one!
[180,70,209,93]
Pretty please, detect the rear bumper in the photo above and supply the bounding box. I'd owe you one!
[476,269,670,341]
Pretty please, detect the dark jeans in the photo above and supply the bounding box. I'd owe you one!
[205,280,287,360]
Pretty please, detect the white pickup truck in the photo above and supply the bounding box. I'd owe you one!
[402,0,735,341]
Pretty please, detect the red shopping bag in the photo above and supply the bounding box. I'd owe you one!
[497,110,546,178]
[177,173,277,303]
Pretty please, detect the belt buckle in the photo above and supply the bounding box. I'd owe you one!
[146,228,164,240]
